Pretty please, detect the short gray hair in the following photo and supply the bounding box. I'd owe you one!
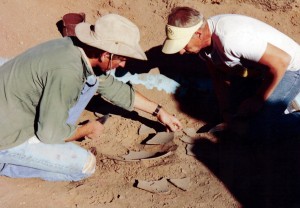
[167,7,205,28]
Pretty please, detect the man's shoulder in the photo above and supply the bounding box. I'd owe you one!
[30,37,81,63]
[210,14,261,39]
[18,37,82,73]
[210,14,252,21]
[36,37,76,51]
[210,14,263,29]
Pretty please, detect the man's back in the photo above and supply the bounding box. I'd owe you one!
[207,14,300,71]
[0,37,83,150]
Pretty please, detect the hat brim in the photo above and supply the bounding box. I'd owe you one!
[75,22,147,60]
[162,36,192,54]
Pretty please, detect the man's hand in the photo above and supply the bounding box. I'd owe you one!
[65,119,104,142]
[133,92,183,132]
[157,109,183,132]
[86,120,105,139]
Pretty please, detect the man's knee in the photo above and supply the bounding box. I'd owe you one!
[82,152,96,175]
[0,163,5,174]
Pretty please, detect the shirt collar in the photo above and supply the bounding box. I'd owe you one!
[77,47,95,76]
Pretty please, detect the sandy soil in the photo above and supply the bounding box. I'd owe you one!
[0,0,300,208]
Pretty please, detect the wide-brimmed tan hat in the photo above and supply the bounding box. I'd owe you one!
[75,14,147,60]
[162,20,203,54]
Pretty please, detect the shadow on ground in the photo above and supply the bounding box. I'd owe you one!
[121,45,300,208]
[86,94,166,132]
[191,134,300,208]
[122,45,220,123]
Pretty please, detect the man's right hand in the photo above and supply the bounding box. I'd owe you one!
[65,119,104,142]
[86,120,105,139]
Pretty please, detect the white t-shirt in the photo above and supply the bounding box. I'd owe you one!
[206,14,300,71]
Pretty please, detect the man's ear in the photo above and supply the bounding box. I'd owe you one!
[195,30,202,38]
[99,51,110,62]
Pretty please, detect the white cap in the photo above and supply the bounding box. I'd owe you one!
[162,20,203,54]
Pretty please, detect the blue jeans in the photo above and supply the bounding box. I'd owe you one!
[256,70,300,140]
[0,75,98,181]
[232,70,300,141]
[0,136,95,181]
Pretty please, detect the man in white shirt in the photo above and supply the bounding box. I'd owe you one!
[162,6,300,140]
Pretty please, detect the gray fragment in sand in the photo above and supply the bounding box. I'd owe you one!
[141,151,173,161]
[136,178,169,193]
[138,124,156,135]
[183,127,197,137]
[186,144,196,156]
[96,114,110,124]
[145,132,174,144]
[180,135,196,144]
[208,123,227,134]
[121,150,173,162]
[121,150,157,161]
[168,177,191,191]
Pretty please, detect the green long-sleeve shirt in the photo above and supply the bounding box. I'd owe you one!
[0,37,135,150]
